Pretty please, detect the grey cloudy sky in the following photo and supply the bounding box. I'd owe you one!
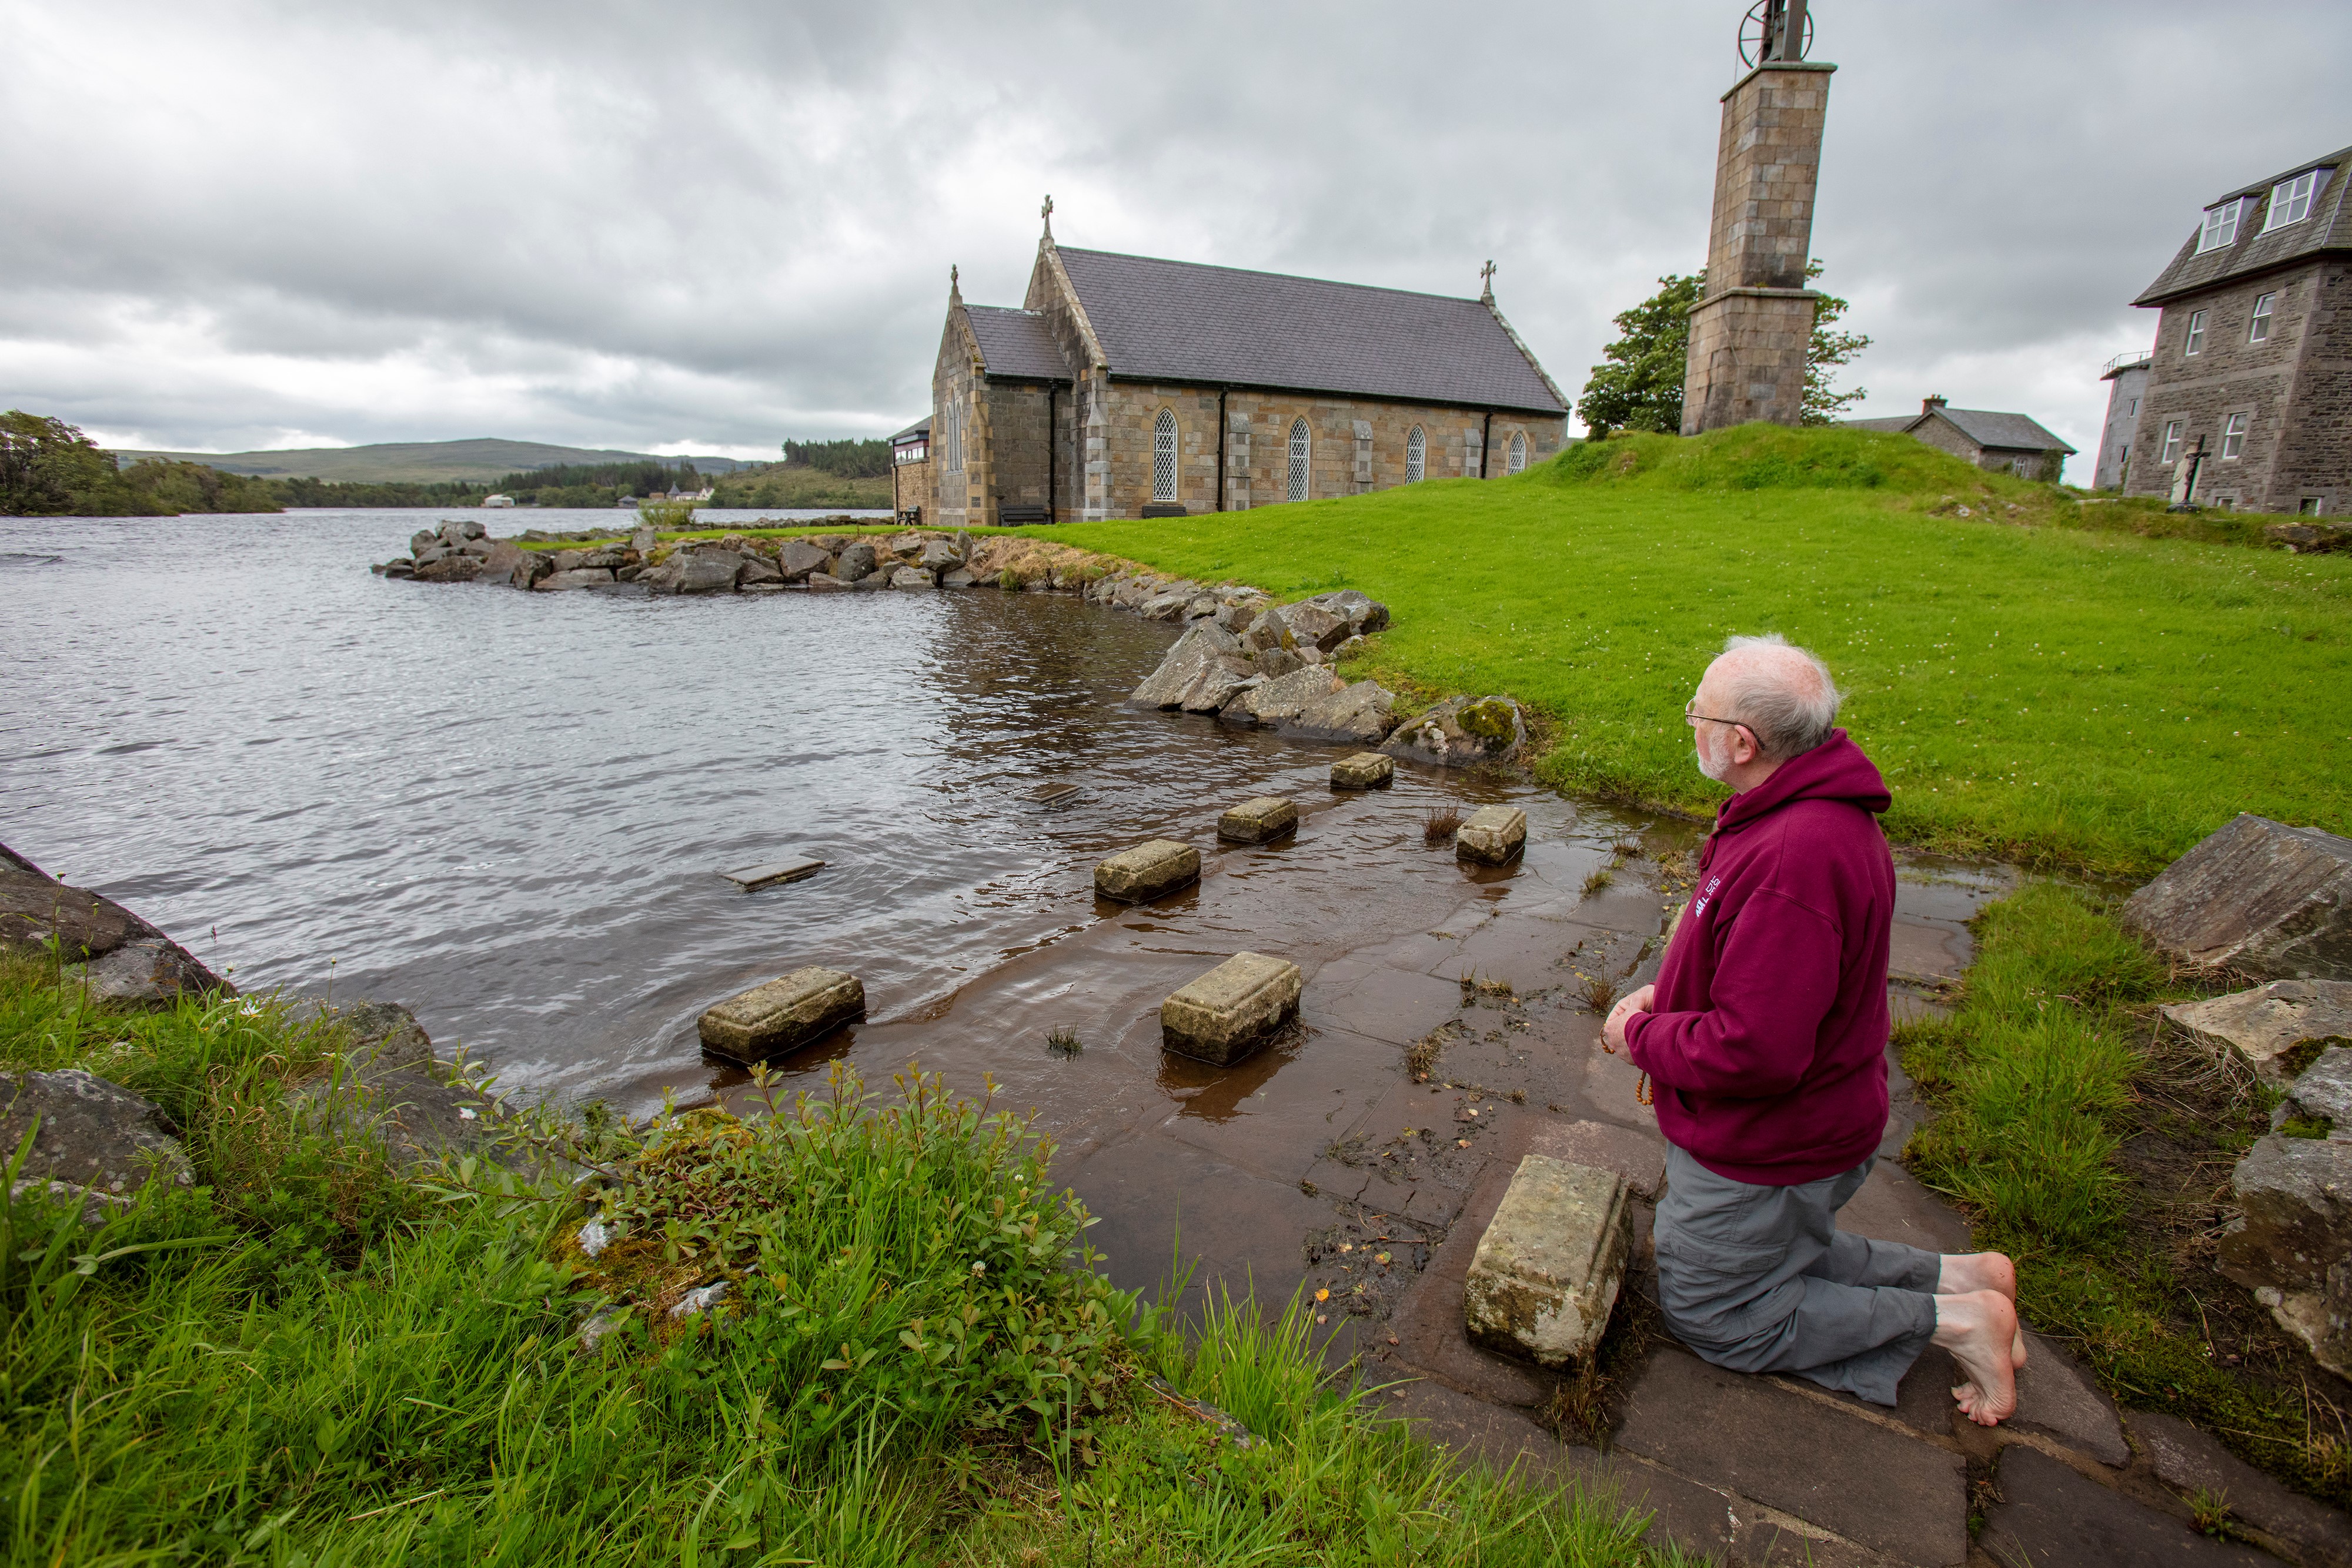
[5,0,2347,465]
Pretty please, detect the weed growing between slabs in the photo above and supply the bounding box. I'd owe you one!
[0,957,1683,1564]
[1022,424,2352,879]
[1899,886,2352,1512]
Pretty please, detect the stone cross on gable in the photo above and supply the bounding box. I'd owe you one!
[1479,259,1496,304]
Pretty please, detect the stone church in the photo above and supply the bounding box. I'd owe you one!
[896,207,1569,527]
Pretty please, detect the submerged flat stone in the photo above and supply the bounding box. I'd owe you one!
[1095,839,1201,902]
[1161,952,1302,1066]
[720,857,826,891]
[1329,752,1394,790]
[1218,796,1298,844]
[1456,805,1527,865]
[697,967,866,1064]
[1464,1155,1632,1369]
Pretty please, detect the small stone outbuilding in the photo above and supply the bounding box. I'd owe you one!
[910,206,1569,527]
[1845,396,2076,483]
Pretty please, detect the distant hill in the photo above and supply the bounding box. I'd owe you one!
[107,437,763,484]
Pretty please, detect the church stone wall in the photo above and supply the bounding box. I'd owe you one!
[931,315,984,530]
[1084,383,1565,518]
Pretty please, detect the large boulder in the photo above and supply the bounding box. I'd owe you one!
[412,554,484,583]
[2267,522,2352,554]
[1218,665,1344,727]
[677,551,745,594]
[1295,588,1390,635]
[2219,1133,2352,1375]
[918,539,963,571]
[1,844,230,999]
[1279,680,1399,745]
[1129,622,1242,708]
[537,568,615,591]
[409,529,437,556]
[295,1001,527,1172]
[1138,583,1203,621]
[1182,656,1259,714]
[0,1069,196,1221]
[1279,601,1351,654]
[2125,815,2352,979]
[890,565,936,589]
[738,556,784,586]
[480,540,552,590]
[834,541,878,582]
[1382,695,1525,768]
[2275,1046,2352,1136]
[2163,979,2352,1086]
[778,539,833,581]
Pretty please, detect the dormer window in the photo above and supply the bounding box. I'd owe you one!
[2196,198,2244,253]
[2264,168,2329,232]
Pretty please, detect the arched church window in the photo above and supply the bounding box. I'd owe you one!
[1405,426,1425,483]
[944,400,963,472]
[1508,430,1527,474]
[1287,418,1311,503]
[1152,410,1178,502]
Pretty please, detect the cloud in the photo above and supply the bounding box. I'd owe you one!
[4,0,2346,466]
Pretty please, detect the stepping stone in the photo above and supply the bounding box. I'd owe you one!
[719,856,824,891]
[1463,1155,1631,1369]
[2126,1409,2352,1566]
[1330,752,1394,790]
[1455,805,1526,865]
[1218,796,1298,844]
[2013,1330,2129,1467]
[1094,839,1201,902]
[697,967,865,1064]
[1160,952,1302,1066]
[1978,1446,2273,1567]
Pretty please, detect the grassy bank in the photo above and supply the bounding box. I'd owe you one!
[0,959,1678,1565]
[1899,886,2351,1511]
[1010,424,2350,878]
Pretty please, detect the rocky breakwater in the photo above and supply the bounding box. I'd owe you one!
[1115,580,1526,765]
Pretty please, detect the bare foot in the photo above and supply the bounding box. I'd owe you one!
[1933,1289,2020,1427]
[1938,1252,2026,1366]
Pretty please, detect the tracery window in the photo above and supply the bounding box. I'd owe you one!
[1152,409,1178,502]
[1286,418,1310,503]
[1508,431,1528,474]
[1405,426,1425,483]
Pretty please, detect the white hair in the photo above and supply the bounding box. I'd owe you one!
[1716,633,1843,761]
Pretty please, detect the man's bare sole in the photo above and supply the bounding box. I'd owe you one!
[1933,1289,2020,1426]
[1938,1251,2027,1367]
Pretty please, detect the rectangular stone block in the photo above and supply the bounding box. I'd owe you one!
[1456,805,1526,865]
[1217,796,1298,844]
[1464,1155,1632,1368]
[1330,752,1394,790]
[698,967,864,1064]
[720,857,825,891]
[1095,838,1201,902]
[1160,951,1302,1066]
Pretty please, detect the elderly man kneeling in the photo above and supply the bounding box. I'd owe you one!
[1603,634,2022,1425]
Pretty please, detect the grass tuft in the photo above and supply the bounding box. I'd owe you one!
[1423,805,1464,844]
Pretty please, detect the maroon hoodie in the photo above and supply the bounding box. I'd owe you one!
[1624,730,1896,1185]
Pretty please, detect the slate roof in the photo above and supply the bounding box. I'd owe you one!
[1048,247,1566,414]
[890,416,931,444]
[2135,146,2352,307]
[964,307,1070,380]
[1839,407,2076,454]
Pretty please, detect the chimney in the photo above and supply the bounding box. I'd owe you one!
[1922,394,1948,413]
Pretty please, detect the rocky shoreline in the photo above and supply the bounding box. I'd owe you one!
[374,520,1529,768]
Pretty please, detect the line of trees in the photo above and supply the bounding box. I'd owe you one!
[2,412,283,516]
[780,438,891,479]
[1575,259,1870,436]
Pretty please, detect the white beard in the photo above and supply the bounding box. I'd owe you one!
[1695,730,1731,783]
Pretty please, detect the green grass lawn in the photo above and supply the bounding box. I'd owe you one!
[0,960,1682,1566]
[1015,425,2351,878]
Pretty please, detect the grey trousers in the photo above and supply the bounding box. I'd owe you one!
[1652,1145,1940,1406]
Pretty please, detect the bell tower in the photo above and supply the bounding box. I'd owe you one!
[1680,0,1836,434]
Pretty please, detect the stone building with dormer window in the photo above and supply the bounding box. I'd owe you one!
[911,208,1569,527]
[2122,145,2351,515]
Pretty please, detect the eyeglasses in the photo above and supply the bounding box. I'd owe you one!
[1684,701,1750,734]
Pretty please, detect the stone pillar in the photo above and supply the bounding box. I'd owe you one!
[1227,411,1251,511]
[1681,59,1836,434]
[1083,376,1110,521]
[1351,420,1374,494]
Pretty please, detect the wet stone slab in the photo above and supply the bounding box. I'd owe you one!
[1977,1446,2274,1568]
[1160,952,1303,1066]
[1217,795,1298,844]
[1329,751,1394,790]
[1094,838,1201,902]
[697,967,865,1063]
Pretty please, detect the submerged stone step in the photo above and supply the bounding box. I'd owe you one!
[1455,805,1526,865]
[1161,951,1302,1066]
[697,967,866,1064]
[1463,1154,1631,1368]
[1095,839,1201,902]
[1329,752,1394,790]
[1218,796,1298,844]
[719,857,826,891]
